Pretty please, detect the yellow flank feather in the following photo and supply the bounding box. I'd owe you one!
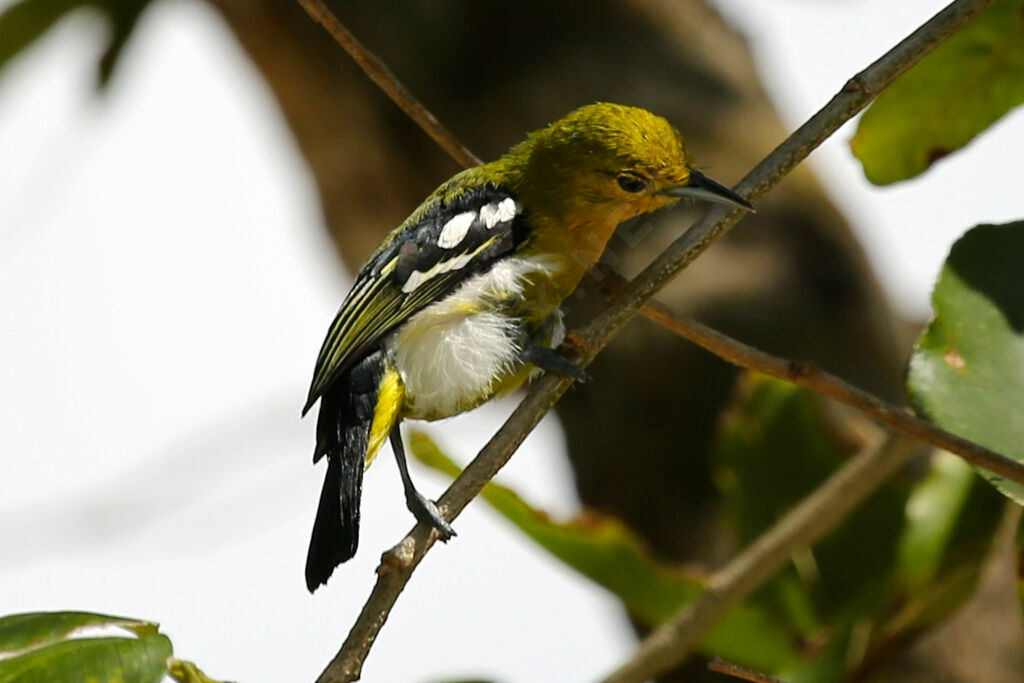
[366,366,404,466]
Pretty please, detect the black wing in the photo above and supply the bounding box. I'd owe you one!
[303,185,527,413]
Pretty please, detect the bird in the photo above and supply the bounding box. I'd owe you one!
[301,102,752,591]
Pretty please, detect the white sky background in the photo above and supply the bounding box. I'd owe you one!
[0,1,1020,682]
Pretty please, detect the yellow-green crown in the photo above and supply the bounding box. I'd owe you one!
[507,102,692,189]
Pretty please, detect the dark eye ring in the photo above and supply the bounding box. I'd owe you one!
[617,174,646,193]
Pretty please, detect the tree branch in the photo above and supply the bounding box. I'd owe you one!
[310,0,1001,679]
[599,435,922,683]
[589,267,1024,485]
[573,0,995,349]
[295,0,482,169]
[708,658,785,683]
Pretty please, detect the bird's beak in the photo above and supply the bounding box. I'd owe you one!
[663,170,754,211]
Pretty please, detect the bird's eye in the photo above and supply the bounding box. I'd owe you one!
[617,174,646,193]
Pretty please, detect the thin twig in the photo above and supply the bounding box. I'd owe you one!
[313,0,1001,680]
[708,658,786,683]
[600,435,921,683]
[296,0,481,168]
[589,267,1024,485]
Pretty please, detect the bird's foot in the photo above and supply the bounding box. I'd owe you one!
[521,345,589,383]
[406,490,457,541]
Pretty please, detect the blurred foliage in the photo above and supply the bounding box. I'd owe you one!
[409,431,796,671]
[0,611,218,683]
[891,452,1006,637]
[896,452,977,593]
[714,375,904,631]
[908,221,1024,504]
[0,0,150,87]
[411,370,1006,680]
[713,376,1000,680]
[850,0,1024,185]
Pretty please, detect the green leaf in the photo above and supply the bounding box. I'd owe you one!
[0,611,222,683]
[897,452,978,592]
[888,451,1005,637]
[850,0,1024,184]
[908,221,1024,504]
[0,611,157,656]
[167,658,223,683]
[409,432,798,671]
[0,635,172,683]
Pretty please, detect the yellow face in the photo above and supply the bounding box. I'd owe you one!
[573,104,695,217]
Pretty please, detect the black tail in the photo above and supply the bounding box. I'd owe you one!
[305,350,385,592]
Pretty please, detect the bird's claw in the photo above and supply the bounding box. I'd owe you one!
[521,345,590,383]
[406,490,457,541]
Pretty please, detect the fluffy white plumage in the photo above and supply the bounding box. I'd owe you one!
[384,253,565,419]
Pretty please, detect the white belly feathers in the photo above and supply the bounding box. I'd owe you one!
[383,254,564,419]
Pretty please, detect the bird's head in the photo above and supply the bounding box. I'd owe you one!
[504,102,752,232]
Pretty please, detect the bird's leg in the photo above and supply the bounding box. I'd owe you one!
[390,426,456,541]
[520,345,589,382]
